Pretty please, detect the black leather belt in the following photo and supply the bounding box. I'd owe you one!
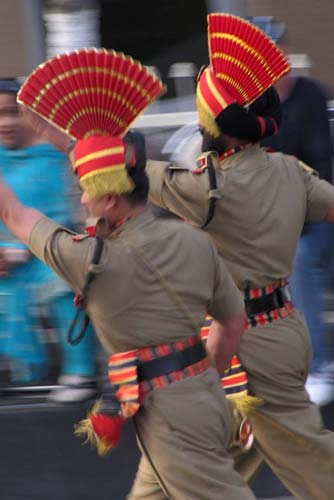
[244,286,292,317]
[138,341,207,382]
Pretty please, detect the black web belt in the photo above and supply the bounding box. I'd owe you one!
[137,341,206,381]
[244,286,291,317]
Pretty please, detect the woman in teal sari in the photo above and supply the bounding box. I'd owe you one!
[0,80,97,397]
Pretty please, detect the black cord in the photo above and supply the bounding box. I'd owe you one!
[201,155,218,229]
[67,236,104,345]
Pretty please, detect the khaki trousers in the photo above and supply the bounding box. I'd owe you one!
[234,310,334,500]
[127,368,256,500]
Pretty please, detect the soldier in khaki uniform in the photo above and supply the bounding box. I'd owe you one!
[146,14,334,500]
[0,49,257,500]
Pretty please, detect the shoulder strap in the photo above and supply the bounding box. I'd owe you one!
[201,154,220,229]
[67,235,104,345]
[83,235,104,292]
[195,153,221,229]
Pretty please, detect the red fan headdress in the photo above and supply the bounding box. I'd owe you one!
[197,14,290,137]
[17,48,165,197]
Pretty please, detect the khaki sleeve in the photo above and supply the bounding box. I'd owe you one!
[28,216,96,294]
[208,243,245,323]
[301,165,334,221]
[146,159,209,226]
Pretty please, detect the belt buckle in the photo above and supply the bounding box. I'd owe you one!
[245,295,267,317]
[231,410,254,452]
[238,417,254,451]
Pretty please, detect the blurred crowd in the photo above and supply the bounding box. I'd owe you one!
[0,78,99,403]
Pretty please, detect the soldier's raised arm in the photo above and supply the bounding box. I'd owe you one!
[0,178,42,246]
[147,158,211,226]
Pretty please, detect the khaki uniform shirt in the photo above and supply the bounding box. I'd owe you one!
[147,145,334,288]
[28,209,244,354]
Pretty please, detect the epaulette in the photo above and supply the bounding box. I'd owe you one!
[167,164,190,172]
[72,217,109,241]
[298,160,319,177]
[193,152,220,174]
[193,153,209,174]
[72,233,91,242]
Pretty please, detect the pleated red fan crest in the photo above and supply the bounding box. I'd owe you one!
[208,13,290,106]
[17,48,165,139]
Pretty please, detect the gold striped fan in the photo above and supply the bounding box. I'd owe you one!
[17,48,165,139]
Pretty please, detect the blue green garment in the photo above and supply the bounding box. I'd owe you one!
[0,143,95,382]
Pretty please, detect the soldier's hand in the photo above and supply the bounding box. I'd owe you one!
[206,313,247,374]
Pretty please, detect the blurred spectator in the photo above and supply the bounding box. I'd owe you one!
[258,22,334,406]
[0,78,98,402]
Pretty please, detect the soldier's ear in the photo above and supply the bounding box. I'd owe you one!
[106,193,119,208]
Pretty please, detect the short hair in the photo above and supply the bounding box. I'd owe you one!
[123,130,148,205]
[123,166,149,205]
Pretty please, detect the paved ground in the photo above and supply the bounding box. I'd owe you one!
[0,391,332,500]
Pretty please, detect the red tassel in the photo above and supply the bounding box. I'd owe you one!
[74,401,126,456]
[90,413,124,449]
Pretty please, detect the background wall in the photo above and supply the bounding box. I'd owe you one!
[0,0,45,77]
[248,0,334,95]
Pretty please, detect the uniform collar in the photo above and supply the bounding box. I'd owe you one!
[109,207,153,238]
[85,217,111,238]
[218,143,261,170]
[85,207,153,239]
